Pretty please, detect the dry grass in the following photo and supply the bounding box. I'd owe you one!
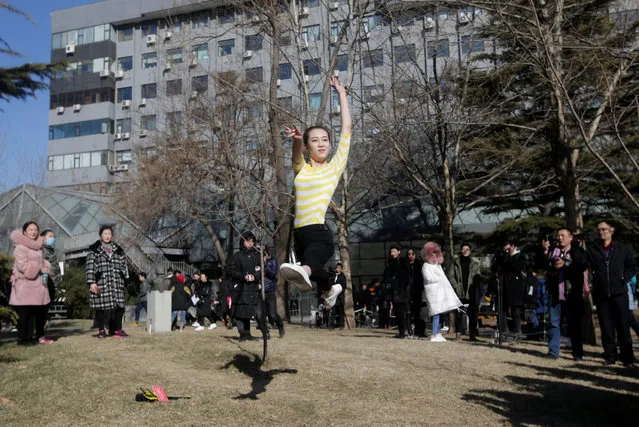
[1,320,638,426]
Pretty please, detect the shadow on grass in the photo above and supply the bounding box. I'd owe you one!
[220,352,297,400]
[463,364,639,426]
[0,354,22,363]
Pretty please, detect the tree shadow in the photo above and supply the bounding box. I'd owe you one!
[0,354,22,364]
[463,364,639,426]
[220,352,297,400]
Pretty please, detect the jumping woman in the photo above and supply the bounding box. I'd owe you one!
[279,75,351,310]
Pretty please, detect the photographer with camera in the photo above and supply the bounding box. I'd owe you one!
[541,229,588,360]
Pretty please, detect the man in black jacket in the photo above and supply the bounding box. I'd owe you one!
[384,246,410,338]
[227,231,266,341]
[587,221,636,366]
[542,228,588,360]
[329,263,347,329]
[492,241,526,339]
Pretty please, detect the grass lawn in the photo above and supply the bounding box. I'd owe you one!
[1,320,638,426]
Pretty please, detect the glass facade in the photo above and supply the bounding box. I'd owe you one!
[49,119,114,140]
[51,24,113,49]
[48,150,108,171]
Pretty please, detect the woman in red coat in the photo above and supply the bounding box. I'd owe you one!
[10,221,52,345]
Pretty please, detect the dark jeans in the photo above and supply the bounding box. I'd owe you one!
[394,302,409,336]
[499,306,522,334]
[412,302,427,337]
[330,304,345,328]
[95,307,124,332]
[135,301,147,322]
[265,292,283,328]
[595,293,634,364]
[294,224,334,293]
[455,297,479,336]
[15,305,46,342]
[548,295,584,358]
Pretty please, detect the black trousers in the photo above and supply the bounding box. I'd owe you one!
[236,302,266,336]
[394,302,409,336]
[456,295,480,337]
[499,306,522,334]
[294,224,334,292]
[15,305,46,342]
[595,293,634,364]
[412,302,427,337]
[265,292,283,328]
[94,307,124,332]
[330,304,345,328]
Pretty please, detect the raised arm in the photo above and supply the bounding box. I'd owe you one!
[285,124,304,173]
[330,75,351,136]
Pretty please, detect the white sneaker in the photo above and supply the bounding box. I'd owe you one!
[430,334,446,342]
[323,284,343,310]
[194,326,204,332]
[441,325,449,332]
[192,322,201,328]
[208,323,217,330]
[279,263,312,291]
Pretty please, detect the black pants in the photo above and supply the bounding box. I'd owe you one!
[394,302,409,336]
[236,302,266,336]
[412,302,427,337]
[456,295,480,337]
[265,292,283,328]
[330,304,345,328]
[595,293,634,364]
[95,307,124,332]
[294,224,334,292]
[15,305,46,343]
[499,306,522,334]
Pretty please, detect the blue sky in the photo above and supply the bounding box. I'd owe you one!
[0,0,96,190]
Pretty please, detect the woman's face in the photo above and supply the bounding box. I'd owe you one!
[24,224,39,240]
[306,128,331,164]
[101,229,113,243]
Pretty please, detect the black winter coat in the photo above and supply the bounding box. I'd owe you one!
[384,257,410,304]
[195,280,213,317]
[587,240,637,298]
[227,246,261,319]
[497,251,527,307]
[407,260,424,305]
[171,283,192,311]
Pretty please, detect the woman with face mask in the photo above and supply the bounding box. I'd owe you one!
[40,229,61,326]
[86,225,130,339]
[10,221,53,345]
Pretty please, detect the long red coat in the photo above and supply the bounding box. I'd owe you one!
[9,229,51,306]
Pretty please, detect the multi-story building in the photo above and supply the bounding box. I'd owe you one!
[47,0,488,191]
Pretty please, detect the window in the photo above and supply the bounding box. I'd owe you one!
[394,44,416,63]
[300,0,320,6]
[277,96,293,112]
[51,87,114,108]
[245,34,263,51]
[141,83,157,99]
[280,31,292,46]
[396,14,416,27]
[247,102,263,119]
[336,54,348,72]
[461,34,484,54]
[167,48,183,64]
[141,115,157,131]
[302,25,321,43]
[218,39,235,56]
[167,15,185,32]
[362,15,382,34]
[310,93,322,110]
[246,67,263,83]
[303,58,321,76]
[166,79,182,96]
[166,111,183,128]
[48,119,113,140]
[330,21,349,40]
[363,49,384,68]
[141,22,157,36]
[396,80,415,99]
[117,87,132,102]
[217,6,235,24]
[192,44,209,61]
[141,52,157,69]
[48,151,108,170]
[279,63,292,79]
[117,56,133,71]
[428,39,449,57]
[364,84,384,103]
[192,75,208,93]
[118,25,133,42]
[117,150,133,164]
[192,10,210,28]
[115,118,132,133]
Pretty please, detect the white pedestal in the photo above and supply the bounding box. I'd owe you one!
[147,290,172,333]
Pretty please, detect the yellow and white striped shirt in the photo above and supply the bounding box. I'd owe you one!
[293,133,351,228]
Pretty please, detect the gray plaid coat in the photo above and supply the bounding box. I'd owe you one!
[86,240,128,310]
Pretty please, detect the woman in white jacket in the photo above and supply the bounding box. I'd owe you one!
[422,242,462,342]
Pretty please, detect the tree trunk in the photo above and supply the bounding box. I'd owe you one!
[334,179,354,329]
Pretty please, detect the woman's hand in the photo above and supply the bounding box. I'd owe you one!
[90,283,101,294]
[284,124,302,144]
[329,75,346,96]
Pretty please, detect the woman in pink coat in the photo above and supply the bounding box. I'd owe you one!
[10,221,53,345]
